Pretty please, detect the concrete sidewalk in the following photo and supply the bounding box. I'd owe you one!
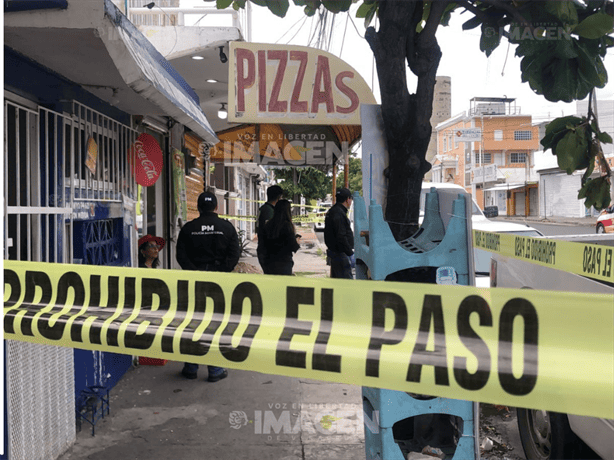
[58,225,364,460]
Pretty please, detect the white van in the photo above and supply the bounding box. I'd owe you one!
[419,182,543,281]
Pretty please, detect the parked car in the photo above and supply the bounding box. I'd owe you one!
[419,182,543,284]
[596,204,614,233]
[491,234,614,460]
[483,205,499,218]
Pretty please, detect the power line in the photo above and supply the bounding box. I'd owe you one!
[275,13,309,44]
[339,12,350,58]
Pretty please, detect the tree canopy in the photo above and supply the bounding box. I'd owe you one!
[336,156,362,195]
[216,0,613,232]
[273,166,331,202]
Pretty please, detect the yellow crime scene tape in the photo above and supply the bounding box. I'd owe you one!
[219,214,324,223]
[226,195,326,210]
[473,230,614,284]
[4,260,613,419]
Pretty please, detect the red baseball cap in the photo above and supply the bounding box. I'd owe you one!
[138,235,166,250]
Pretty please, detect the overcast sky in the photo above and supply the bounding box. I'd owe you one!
[183,1,613,129]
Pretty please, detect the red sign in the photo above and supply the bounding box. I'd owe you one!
[129,133,163,187]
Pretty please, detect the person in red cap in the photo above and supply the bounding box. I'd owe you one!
[138,235,166,269]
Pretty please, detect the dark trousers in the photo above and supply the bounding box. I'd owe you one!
[262,259,293,275]
[183,362,225,377]
[184,265,226,376]
[330,252,353,279]
[257,247,267,272]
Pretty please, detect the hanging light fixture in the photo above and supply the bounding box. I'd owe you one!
[218,103,228,120]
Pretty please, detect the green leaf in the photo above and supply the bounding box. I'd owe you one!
[593,56,608,88]
[555,128,589,173]
[542,116,583,150]
[480,23,501,57]
[217,0,233,9]
[573,13,614,39]
[302,0,320,16]
[578,177,612,210]
[265,0,290,17]
[598,131,613,144]
[576,42,603,87]
[440,2,458,27]
[515,39,545,58]
[234,0,246,7]
[544,0,578,26]
[322,0,351,13]
[356,1,373,18]
[363,3,377,28]
[554,39,578,59]
[462,14,483,31]
[548,60,578,103]
[582,158,595,182]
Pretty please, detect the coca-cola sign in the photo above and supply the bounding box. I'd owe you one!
[129,133,163,187]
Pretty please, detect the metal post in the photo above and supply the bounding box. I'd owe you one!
[332,161,337,201]
[480,114,484,209]
[344,147,349,189]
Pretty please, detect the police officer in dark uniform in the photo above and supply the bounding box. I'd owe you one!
[324,188,354,279]
[176,191,240,381]
[256,185,283,271]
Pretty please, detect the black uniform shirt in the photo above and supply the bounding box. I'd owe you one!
[324,202,354,256]
[176,211,241,272]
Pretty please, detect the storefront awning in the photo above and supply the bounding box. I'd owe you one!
[102,1,217,144]
[4,0,218,145]
[5,0,67,12]
[484,184,527,192]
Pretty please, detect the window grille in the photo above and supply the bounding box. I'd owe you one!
[4,100,76,460]
[514,130,532,140]
[476,153,492,164]
[510,153,527,164]
[65,101,138,204]
[74,218,126,266]
[4,102,71,262]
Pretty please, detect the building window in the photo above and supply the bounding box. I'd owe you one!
[465,172,471,186]
[476,153,492,164]
[443,137,447,152]
[465,151,471,166]
[510,153,526,164]
[494,130,503,141]
[514,130,532,140]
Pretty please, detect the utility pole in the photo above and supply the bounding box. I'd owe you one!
[480,114,484,209]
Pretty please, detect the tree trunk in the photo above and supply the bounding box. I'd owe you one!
[366,0,444,241]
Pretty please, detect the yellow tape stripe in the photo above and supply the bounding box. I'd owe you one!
[226,195,326,210]
[220,214,325,223]
[472,230,614,283]
[4,260,613,419]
